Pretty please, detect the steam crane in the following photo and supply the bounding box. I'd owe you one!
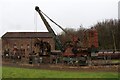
[35,6,78,57]
[35,6,64,52]
[35,6,88,56]
[35,6,98,63]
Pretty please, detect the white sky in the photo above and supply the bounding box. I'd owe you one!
[0,0,119,37]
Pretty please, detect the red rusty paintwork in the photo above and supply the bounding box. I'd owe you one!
[82,28,98,48]
[88,28,98,48]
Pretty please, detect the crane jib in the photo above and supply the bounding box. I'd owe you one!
[35,6,64,52]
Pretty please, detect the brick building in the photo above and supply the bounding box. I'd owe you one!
[2,32,55,58]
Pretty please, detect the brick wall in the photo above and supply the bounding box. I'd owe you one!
[2,38,55,57]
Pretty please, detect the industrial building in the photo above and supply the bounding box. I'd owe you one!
[2,32,55,59]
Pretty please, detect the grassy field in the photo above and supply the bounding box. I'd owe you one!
[2,66,119,78]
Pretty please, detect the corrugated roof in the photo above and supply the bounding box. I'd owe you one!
[2,32,53,38]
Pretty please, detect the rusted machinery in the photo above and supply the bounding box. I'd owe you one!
[35,6,99,65]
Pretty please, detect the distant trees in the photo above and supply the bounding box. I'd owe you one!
[58,19,120,51]
[94,19,119,50]
[58,28,77,44]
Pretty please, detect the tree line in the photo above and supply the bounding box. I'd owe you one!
[58,19,120,51]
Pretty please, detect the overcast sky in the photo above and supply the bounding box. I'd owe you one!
[0,0,119,37]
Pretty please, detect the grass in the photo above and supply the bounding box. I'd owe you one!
[111,60,120,63]
[2,66,119,78]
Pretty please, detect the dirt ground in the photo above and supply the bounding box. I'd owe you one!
[2,60,119,72]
